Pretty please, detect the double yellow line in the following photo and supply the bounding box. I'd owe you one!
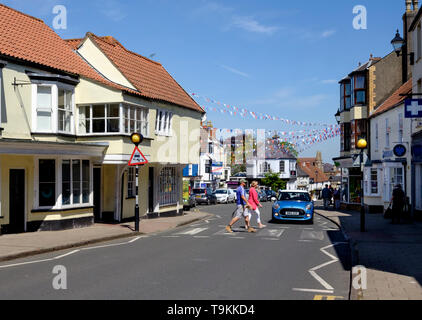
[314,295,344,300]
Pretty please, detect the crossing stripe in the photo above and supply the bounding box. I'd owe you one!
[176,227,208,236]
[257,229,285,238]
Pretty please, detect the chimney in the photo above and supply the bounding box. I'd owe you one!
[414,0,419,10]
[402,0,417,83]
[407,0,412,11]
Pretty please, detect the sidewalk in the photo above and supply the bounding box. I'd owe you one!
[317,207,422,300]
[0,210,212,263]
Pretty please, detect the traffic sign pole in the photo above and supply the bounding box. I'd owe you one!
[135,165,139,232]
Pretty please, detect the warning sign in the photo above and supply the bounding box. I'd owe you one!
[128,147,148,166]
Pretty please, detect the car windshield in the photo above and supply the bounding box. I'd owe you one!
[278,192,311,202]
[192,189,206,194]
[215,190,227,194]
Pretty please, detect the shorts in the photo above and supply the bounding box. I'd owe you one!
[234,205,250,219]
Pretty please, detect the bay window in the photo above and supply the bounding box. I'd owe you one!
[351,75,366,106]
[340,81,351,111]
[33,83,75,134]
[37,158,91,209]
[79,104,148,136]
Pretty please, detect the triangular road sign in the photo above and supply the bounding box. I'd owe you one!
[128,146,148,166]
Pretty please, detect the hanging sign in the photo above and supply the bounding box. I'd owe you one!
[128,147,148,166]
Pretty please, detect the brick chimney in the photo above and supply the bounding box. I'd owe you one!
[414,0,419,10]
[402,0,417,82]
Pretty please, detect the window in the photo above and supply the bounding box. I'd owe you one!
[375,122,379,151]
[159,167,178,206]
[58,89,73,133]
[61,159,90,206]
[208,142,214,154]
[155,110,173,136]
[261,162,271,174]
[390,167,404,197]
[38,158,90,209]
[343,123,351,152]
[369,169,378,195]
[352,120,367,149]
[205,160,212,174]
[33,84,75,134]
[127,167,135,198]
[340,81,351,111]
[351,75,366,106]
[79,104,148,136]
[39,159,56,207]
[279,161,285,173]
[398,113,404,143]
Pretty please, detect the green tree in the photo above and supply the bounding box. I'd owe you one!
[261,173,287,191]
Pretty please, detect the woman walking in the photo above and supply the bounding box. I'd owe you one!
[248,181,266,229]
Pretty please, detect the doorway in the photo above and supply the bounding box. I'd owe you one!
[9,169,25,233]
[93,167,102,222]
[149,167,154,213]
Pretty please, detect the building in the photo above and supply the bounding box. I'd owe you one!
[296,155,330,198]
[409,2,422,217]
[0,5,203,233]
[247,147,297,189]
[365,80,413,213]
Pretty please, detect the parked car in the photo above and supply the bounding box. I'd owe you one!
[192,188,218,205]
[183,194,197,211]
[214,189,236,204]
[272,190,314,224]
[258,190,267,202]
[266,190,277,201]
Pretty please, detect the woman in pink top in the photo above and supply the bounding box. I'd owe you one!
[248,181,266,229]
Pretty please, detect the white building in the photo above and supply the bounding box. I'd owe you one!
[365,80,413,212]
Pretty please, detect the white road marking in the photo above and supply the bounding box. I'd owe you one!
[258,229,285,238]
[300,230,324,241]
[293,288,334,294]
[262,238,280,241]
[176,227,208,236]
[193,236,210,239]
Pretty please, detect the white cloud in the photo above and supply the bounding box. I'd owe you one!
[231,15,279,35]
[321,29,336,38]
[220,64,251,78]
[321,79,337,84]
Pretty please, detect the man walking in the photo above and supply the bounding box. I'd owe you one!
[392,184,405,224]
[226,180,256,233]
[322,185,332,210]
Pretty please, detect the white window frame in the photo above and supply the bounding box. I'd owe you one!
[365,167,380,196]
[57,87,75,134]
[279,161,285,173]
[127,167,136,198]
[31,83,75,135]
[61,159,91,207]
[155,109,173,136]
[34,156,93,210]
[159,166,179,206]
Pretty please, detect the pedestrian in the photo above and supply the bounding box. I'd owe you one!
[391,184,405,224]
[328,185,334,206]
[248,181,266,229]
[322,185,332,210]
[226,180,256,233]
[333,187,341,210]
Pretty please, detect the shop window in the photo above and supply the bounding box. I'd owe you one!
[39,159,56,207]
[159,167,178,206]
[127,167,135,198]
[61,159,90,206]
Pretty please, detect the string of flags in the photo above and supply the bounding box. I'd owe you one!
[192,93,338,128]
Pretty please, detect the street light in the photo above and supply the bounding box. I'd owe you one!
[335,109,341,125]
[391,29,414,71]
[357,138,367,232]
[130,133,144,232]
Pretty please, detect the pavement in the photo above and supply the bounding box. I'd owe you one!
[317,206,422,300]
[0,210,211,263]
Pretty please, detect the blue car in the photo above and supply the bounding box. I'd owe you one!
[272,190,314,224]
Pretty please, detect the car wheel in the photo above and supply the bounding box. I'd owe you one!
[207,199,211,205]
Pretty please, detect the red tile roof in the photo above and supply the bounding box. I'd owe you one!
[67,33,204,113]
[297,159,328,183]
[0,4,141,96]
[370,79,412,118]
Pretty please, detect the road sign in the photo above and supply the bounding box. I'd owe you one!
[128,147,148,166]
[405,99,422,118]
[393,144,407,157]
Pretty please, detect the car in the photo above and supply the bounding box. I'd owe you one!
[266,190,277,201]
[214,189,236,204]
[272,190,314,224]
[258,190,267,202]
[183,194,197,211]
[192,188,218,205]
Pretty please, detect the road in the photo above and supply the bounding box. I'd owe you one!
[0,202,351,300]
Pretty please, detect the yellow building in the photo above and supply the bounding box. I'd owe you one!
[0,5,203,233]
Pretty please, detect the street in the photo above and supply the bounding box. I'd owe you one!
[0,203,351,300]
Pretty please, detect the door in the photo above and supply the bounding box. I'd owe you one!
[9,169,25,233]
[93,168,101,222]
[149,167,154,213]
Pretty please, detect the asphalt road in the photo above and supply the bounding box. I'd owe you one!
[0,202,351,300]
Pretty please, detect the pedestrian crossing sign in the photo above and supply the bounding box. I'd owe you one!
[128,147,148,166]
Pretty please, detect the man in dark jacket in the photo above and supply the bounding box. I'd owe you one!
[322,185,332,210]
[392,184,405,224]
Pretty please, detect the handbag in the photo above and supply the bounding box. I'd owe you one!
[384,204,393,219]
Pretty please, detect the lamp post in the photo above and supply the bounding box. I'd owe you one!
[391,29,414,84]
[335,109,341,125]
[357,138,367,232]
[131,133,144,232]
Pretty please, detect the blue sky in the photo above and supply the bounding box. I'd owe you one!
[2,0,407,162]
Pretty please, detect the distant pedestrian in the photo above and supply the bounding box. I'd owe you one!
[391,184,405,224]
[226,180,256,233]
[248,181,266,229]
[322,185,332,210]
[328,185,334,206]
[333,188,341,210]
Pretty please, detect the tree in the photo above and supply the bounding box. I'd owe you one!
[261,173,287,191]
